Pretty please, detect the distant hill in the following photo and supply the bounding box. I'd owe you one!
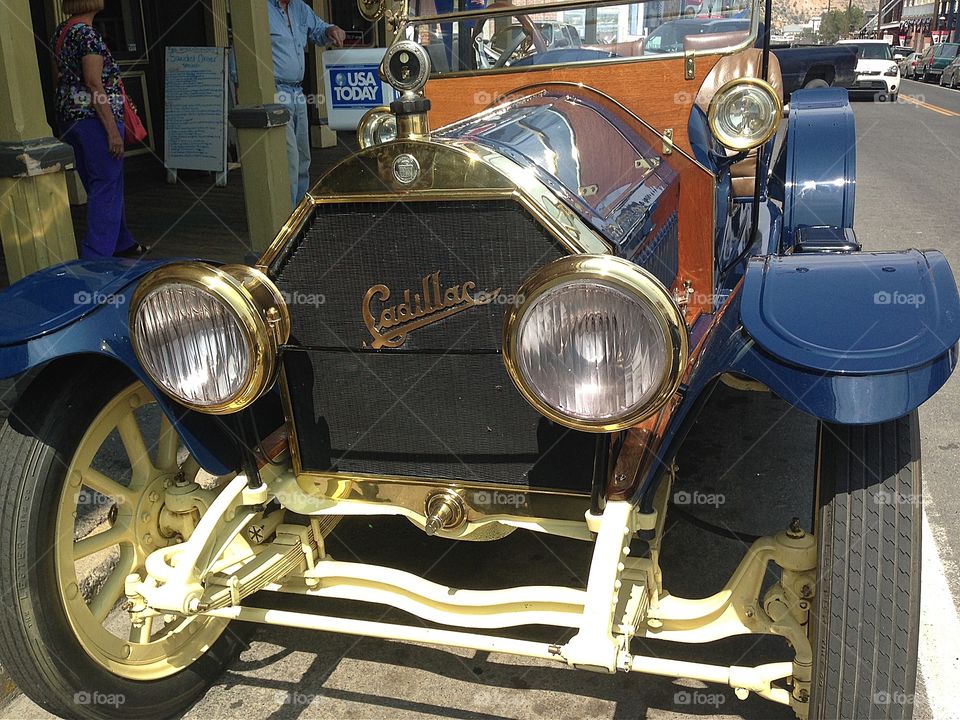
[772,0,877,34]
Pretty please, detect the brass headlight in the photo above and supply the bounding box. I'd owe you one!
[708,78,782,151]
[130,263,290,414]
[503,256,688,432]
[357,106,398,149]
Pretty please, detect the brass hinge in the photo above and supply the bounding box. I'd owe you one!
[674,280,695,308]
[662,128,674,156]
[684,51,696,80]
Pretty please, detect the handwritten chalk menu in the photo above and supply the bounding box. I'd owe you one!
[164,47,227,176]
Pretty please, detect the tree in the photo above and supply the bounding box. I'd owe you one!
[819,6,866,44]
[799,27,819,44]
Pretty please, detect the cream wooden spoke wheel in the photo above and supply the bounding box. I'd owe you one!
[55,382,228,680]
[0,365,248,720]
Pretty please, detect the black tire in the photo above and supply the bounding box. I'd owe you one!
[0,363,247,720]
[809,413,921,720]
[891,91,899,103]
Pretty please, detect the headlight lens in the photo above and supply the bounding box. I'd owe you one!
[504,256,688,432]
[884,65,899,77]
[130,263,289,414]
[708,78,782,151]
[357,106,398,149]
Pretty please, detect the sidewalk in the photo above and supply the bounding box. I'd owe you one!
[0,140,354,287]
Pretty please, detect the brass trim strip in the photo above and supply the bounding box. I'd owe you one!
[257,140,611,272]
[298,470,591,525]
[301,469,590,497]
[257,196,317,272]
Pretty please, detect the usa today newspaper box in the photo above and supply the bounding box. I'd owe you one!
[323,49,398,131]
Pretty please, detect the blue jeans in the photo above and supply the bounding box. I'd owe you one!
[278,85,311,208]
[61,117,136,258]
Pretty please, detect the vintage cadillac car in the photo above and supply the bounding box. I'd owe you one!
[0,1,957,719]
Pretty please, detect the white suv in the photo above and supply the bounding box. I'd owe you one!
[837,39,900,101]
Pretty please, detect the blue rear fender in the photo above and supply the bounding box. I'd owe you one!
[0,259,279,476]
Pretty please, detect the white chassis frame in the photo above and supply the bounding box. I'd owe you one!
[126,465,817,719]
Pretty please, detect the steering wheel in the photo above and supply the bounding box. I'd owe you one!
[471,3,547,68]
[493,27,533,67]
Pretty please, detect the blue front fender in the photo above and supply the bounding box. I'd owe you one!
[635,248,960,497]
[0,259,270,476]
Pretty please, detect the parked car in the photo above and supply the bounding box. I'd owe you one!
[0,1,956,720]
[939,53,960,88]
[646,19,857,97]
[916,41,960,81]
[891,44,914,60]
[837,38,901,100]
[772,44,858,97]
[899,50,922,78]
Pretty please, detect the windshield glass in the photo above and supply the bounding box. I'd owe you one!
[846,43,892,60]
[941,44,959,59]
[407,0,757,75]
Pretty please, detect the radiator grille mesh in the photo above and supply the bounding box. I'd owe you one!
[272,200,596,488]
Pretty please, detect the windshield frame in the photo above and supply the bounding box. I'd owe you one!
[406,0,761,78]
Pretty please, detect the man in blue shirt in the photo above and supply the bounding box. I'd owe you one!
[268,0,345,207]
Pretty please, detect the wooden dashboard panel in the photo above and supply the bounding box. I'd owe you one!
[426,55,722,155]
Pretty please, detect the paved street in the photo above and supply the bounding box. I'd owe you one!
[3,80,960,720]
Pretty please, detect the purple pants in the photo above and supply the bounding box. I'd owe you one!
[61,117,135,258]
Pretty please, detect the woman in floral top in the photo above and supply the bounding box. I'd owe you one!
[53,0,144,258]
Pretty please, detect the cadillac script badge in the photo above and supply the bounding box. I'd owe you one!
[362,271,502,349]
[393,154,420,184]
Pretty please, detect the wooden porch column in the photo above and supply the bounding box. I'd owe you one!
[0,0,77,283]
[229,0,292,252]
